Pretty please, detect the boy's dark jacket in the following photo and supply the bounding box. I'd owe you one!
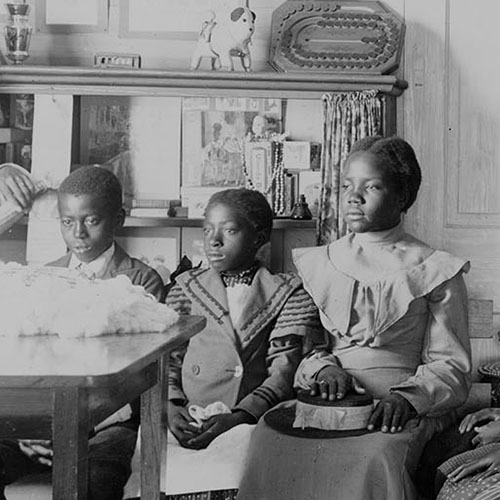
[167,266,322,420]
[47,243,165,303]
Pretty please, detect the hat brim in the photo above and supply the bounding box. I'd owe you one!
[264,405,371,439]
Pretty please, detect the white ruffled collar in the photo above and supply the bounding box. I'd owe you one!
[293,238,470,336]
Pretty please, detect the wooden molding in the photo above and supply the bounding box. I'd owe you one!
[0,66,408,98]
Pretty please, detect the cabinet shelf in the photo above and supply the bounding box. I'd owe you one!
[0,66,407,98]
[5,216,316,233]
[122,216,316,230]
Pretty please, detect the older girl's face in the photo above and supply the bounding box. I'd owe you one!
[341,152,404,233]
[203,202,260,273]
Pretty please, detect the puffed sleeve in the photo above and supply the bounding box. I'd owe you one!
[234,287,324,420]
[390,273,472,416]
[166,283,192,402]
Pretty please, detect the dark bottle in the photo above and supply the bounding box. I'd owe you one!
[291,194,313,220]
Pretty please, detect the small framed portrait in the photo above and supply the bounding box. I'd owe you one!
[36,0,109,34]
[298,171,322,218]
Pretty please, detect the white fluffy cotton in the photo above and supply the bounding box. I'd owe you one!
[0,262,178,337]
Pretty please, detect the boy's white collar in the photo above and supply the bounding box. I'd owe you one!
[69,242,115,278]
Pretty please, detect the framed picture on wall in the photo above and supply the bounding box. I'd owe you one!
[298,170,322,218]
[182,97,283,188]
[78,95,181,208]
[119,0,232,40]
[36,0,109,34]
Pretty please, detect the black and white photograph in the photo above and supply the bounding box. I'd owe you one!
[0,1,498,500]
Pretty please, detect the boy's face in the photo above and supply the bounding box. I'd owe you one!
[58,193,124,263]
[203,202,261,274]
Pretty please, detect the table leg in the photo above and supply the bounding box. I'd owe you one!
[52,387,89,500]
[141,356,169,499]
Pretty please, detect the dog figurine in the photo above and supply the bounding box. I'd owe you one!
[190,7,256,72]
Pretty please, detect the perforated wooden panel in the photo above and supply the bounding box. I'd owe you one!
[269,0,404,74]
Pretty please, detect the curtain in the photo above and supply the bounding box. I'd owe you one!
[316,91,384,245]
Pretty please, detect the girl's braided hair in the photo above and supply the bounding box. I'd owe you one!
[349,136,422,212]
[205,188,274,244]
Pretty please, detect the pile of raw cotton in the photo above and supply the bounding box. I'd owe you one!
[0,262,178,337]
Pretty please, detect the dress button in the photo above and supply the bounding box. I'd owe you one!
[234,365,243,378]
[192,364,200,376]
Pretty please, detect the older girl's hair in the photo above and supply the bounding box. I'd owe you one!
[58,166,123,214]
[205,188,274,243]
[349,136,422,212]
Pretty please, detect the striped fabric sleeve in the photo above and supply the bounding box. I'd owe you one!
[438,443,500,476]
[271,287,322,340]
[165,283,192,315]
[235,333,303,420]
[235,287,325,420]
[166,283,192,402]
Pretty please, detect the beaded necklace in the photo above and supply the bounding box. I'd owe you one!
[241,140,286,215]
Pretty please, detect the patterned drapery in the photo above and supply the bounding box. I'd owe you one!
[316,91,384,245]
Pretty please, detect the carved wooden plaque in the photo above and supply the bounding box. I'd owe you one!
[269,0,405,74]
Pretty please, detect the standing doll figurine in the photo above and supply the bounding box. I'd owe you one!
[190,6,256,72]
[237,136,472,500]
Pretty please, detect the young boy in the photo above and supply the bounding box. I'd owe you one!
[166,188,323,450]
[0,166,165,500]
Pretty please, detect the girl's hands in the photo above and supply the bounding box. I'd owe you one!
[447,448,500,483]
[460,408,500,434]
[167,401,201,447]
[311,365,365,401]
[367,393,417,433]
[472,420,500,447]
[184,411,254,450]
[18,439,53,466]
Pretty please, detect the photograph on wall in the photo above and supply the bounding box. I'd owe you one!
[13,94,34,130]
[298,170,322,218]
[182,97,283,188]
[79,95,181,209]
[0,95,10,127]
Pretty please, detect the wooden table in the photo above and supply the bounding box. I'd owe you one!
[0,315,206,500]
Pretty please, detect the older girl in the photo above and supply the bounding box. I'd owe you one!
[236,136,472,500]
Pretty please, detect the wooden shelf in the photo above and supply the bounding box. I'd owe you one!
[4,216,316,235]
[0,65,407,98]
[122,216,316,230]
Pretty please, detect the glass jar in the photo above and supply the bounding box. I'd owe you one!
[4,3,32,64]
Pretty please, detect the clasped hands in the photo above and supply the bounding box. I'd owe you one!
[167,401,253,450]
[311,365,416,433]
[446,408,500,483]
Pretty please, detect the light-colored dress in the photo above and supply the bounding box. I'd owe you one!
[236,223,472,500]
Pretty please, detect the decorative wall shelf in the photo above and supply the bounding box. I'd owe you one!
[0,66,407,98]
[122,217,317,230]
[11,216,316,230]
